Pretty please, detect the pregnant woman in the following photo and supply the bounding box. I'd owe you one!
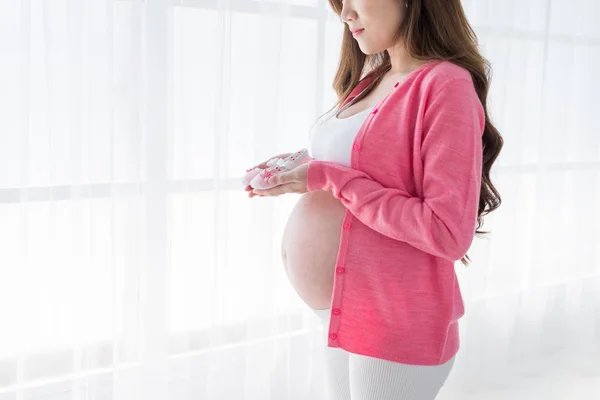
[245,0,503,399]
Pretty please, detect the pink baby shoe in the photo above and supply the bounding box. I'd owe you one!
[249,148,311,190]
[241,157,283,187]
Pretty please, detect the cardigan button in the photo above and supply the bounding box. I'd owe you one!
[343,223,351,230]
[372,108,378,114]
[332,308,341,315]
[394,82,399,88]
[336,267,345,274]
[329,333,338,340]
[352,144,361,151]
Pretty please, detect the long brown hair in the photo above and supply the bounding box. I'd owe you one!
[323,0,503,266]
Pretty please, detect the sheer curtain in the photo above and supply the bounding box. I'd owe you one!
[0,0,598,399]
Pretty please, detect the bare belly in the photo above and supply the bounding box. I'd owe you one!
[281,189,347,310]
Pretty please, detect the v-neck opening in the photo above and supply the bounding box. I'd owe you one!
[346,59,441,170]
[335,106,372,120]
[334,59,440,122]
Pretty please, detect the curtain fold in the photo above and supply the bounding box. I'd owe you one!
[0,0,599,399]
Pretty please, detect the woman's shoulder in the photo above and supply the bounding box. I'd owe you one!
[422,60,474,90]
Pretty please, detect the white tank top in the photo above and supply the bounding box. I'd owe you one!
[308,106,373,168]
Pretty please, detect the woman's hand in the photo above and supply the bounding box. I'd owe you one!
[252,163,310,197]
[244,152,292,198]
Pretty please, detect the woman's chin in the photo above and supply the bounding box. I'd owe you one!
[358,45,378,56]
[356,40,384,56]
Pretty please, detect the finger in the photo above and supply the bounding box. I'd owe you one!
[267,171,294,187]
[254,183,296,197]
[253,187,283,197]
[248,161,266,170]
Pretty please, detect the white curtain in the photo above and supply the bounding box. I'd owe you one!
[0,0,598,399]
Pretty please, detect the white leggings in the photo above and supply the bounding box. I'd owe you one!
[312,308,456,400]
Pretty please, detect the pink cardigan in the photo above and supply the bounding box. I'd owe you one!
[306,60,484,365]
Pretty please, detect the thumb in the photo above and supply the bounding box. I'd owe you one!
[268,171,292,186]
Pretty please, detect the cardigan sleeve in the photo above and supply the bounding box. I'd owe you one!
[306,78,484,262]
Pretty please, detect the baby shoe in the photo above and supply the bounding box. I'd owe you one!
[241,157,283,187]
[249,148,310,190]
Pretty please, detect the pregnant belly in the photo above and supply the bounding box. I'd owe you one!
[281,190,347,310]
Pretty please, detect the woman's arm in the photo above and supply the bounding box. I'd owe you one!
[306,78,484,262]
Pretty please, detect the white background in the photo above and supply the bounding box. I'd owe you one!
[0,0,599,398]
